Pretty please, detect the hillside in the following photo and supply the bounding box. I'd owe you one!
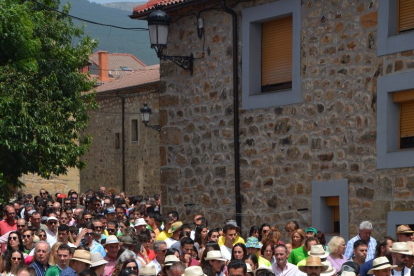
[61,0,158,65]
[102,2,142,12]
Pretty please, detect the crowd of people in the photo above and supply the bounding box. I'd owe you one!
[0,187,410,276]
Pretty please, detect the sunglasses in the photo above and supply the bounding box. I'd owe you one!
[38,234,46,238]
[126,266,138,271]
[157,249,167,253]
[95,226,102,230]
[108,228,116,232]
[94,204,101,207]
[48,221,57,225]
[85,232,93,236]
[47,205,53,207]
[8,236,18,241]
[84,218,92,221]
[11,257,21,261]
[38,205,45,208]
[23,235,32,238]
[71,197,78,200]
[40,193,46,195]
[17,225,26,228]
[7,212,15,216]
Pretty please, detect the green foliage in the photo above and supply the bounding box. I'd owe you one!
[0,0,98,202]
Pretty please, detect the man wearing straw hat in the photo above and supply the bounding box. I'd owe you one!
[103,235,122,276]
[298,256,329,276]
[396,226,414,242]
[367,256,397,276]
[389,242,412,276]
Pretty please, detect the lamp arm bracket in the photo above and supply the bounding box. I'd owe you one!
[144,122,161,132]
[160,53,194,75]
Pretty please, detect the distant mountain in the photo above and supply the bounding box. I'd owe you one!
[61,0,158,65]
[102,2,142,12]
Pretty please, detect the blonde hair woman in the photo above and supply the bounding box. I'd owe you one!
[49,242,62,266]
[327,236,347,272]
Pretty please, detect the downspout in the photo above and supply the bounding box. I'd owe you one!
[117,93,126,192]
[221,0,242,230]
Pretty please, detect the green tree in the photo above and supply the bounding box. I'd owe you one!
[0,0,97,202]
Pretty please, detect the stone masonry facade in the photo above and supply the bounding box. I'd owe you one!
[156,0,414,240]
[80,89,161,196]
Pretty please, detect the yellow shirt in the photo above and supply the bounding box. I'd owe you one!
[218,235,245,246]
[156,230,172,241]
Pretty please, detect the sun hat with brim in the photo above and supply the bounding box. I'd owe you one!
[168,221,183,234]
[140,263,157,276]
[182,266,207,276]
[103,235,122,247]
[134,218,148,227]
[245,237,261,249]
[308,244,329,259]
[389,242,413,255]
[47,216,58,222]
[367,257,397,274]
[72,249,92,265]
[246,263,255,275]
[397,225,414,234]
[298,256,329,272]
[121,235,134,245]
[90,252,108,267]
[321,262,336,276]
[341,272,356,276]
[306,227,318,235]
[255,265,273,273]
[164,255,180,266]
[205,250,226,261]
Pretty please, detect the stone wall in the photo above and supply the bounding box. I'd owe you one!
[80,89,161,196]
[158,0,414,240]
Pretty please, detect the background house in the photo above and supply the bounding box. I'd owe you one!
[131,0,414,240]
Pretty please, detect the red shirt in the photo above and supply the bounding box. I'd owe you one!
[147,249,156,261]
[0,219,17,252]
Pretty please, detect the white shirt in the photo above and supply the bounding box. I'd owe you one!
[392,267,411,276]
[220,245,232,261]
[165,237,178,248]
[150,258,162,275]
[45,228,57,245]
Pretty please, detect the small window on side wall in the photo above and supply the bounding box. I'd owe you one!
[115,133,120,149]
[261,15,293,92]
[326,196,340,234]
[393,90,414,149]
[131,119,138,142]
[398,0,414,33]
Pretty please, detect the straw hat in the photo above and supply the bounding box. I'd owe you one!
[164,255,180,266]
[182,266,207,276]
[72,249,92,265]
[308,244,329,259]
[168,221,183,234]
[205,250,226,262]
[90,252,108,267]
[134,218,148,227]
[367,257,397,274]
[321,262,336,276]
[140,263,157,276]
[341,272,356,276]
[397,225,414,234]
[104,235,122,247]
[298,256,329,272]
[389,242,413,255]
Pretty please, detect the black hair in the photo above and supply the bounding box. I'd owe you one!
[353,239,368,250]
[79,269,97,276]
[231,243,247,261]
[249,226,259,237]
[180,237,194,247]
[58,224,70,233]
[228,259,247,274]
[168,211,179,220]
[245,254,258,268]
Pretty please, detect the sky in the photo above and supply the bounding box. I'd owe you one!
[89,0,143,3]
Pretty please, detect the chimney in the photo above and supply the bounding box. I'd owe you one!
[98,51,109,82]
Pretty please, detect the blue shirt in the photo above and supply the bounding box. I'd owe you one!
[344,235,377,261]
[59,266,77,276]
[360,259,374,276]
[30,260,51,276]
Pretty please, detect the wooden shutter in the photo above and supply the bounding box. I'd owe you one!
[400,101,414,138]
[398,0,414,32]
[261,16,292,89]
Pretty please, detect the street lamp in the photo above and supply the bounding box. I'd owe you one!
[147,9,194,74]
[140,103,161,132]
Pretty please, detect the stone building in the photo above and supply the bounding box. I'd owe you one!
[131,0,414,240]
[80,52,161,195]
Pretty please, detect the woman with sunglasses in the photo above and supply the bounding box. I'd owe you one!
[2,249,25,276]
[4,232,25,256]
[119,259,139,274]
[37,230,47,242]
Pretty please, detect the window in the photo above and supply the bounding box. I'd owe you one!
[398,0,414,32]
[115,133,120,149]
[261,16,293,92]
[378,0,414,55]
[242,0,301,110]
[377,72,414,169]
[312,180,348,241]
[393,90,414,149]
[131,119,138,142]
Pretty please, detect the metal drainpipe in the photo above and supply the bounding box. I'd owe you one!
[221,0,242,230]
[117,93,126,192]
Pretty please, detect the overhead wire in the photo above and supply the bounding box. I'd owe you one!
[30,0,149,31]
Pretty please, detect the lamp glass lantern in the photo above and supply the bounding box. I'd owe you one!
[140,104,152,125]
[147,9,171,55]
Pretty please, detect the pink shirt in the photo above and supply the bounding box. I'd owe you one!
[103,256,116,276]
[272,261,298,276]
[0,220,16,252]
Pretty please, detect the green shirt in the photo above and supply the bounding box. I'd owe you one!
[288,246,308,265]
[45,265,62,276]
